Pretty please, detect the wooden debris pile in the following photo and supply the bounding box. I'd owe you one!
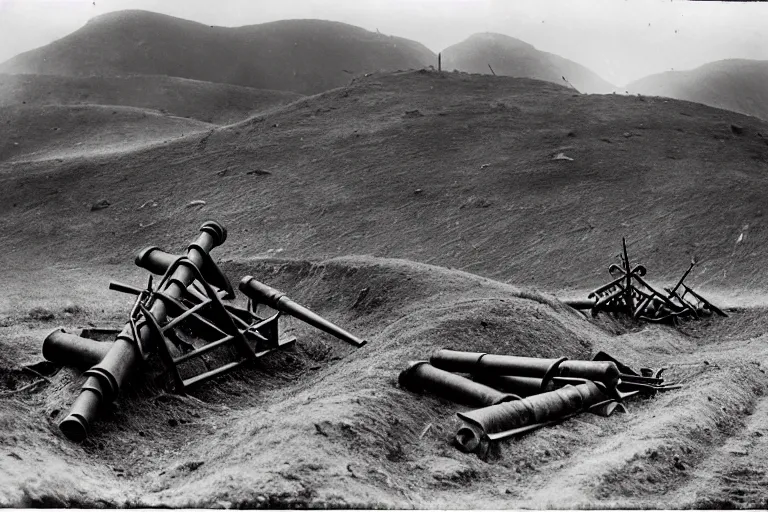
[567,239,727,323]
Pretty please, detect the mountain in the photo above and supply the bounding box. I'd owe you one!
[627,59,768,121]
[0,74,302,125]
[0,10,436,95]
[441,33,615,94]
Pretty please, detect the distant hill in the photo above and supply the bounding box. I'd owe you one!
[626,59,768,121]
[0,10,435,95]
[0,74,302,125]
[441,33,615,94]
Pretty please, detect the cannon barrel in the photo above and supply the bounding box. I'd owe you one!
[558,360,620,388]
[135,243,234,299]
[473,374,555,397]
[58,221,228,442]
[42,328,114,370]
[455,381,607,452]
[399,361,519,406]
[430,349,566,385]
[238,276,366,348]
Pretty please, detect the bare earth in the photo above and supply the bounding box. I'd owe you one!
[2,70,768,508]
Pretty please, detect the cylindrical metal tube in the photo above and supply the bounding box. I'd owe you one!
[557,360,620,388]
[58,221,228,441]
[42,328,114,370]
[455,381,606,452]
[473,374,554,397]
[399,361,519,406]
[239,276,367,348]
[430,349,566,384]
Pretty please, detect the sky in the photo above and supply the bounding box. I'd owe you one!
[0,0,766,86]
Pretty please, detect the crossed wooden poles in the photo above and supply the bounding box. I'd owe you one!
[576,239,727,323]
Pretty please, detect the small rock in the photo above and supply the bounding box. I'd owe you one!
[623,132,632,138]
[90,199,111,211]
[707,396,712,401]
[168,418,178,427]
[731,123,744,135]
[674,460,686,470]
[404,109,423,118]
[552,152,574,161]
[186,200,206,209]
[649,450,658,460]
[414,189,424,195]
[480,163,490,169]
[246,169,272,176]
[753,431,763,437]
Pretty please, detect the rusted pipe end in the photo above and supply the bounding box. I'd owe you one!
[455,426,483,453]
[135,245,162,268]
[60,414,89,442]
[42,327,75,360]
[199,220,227,246]
[541,357,568,389]
[398,360,429,391]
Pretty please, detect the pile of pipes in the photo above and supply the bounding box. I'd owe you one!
[399,349,680,456]
[565,239,727,323]
[43,221,366,442]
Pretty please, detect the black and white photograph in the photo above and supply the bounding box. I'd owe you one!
[1,0,767,508]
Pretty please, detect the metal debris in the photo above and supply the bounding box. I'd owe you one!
[565,238,727,323]
[44,221,366,442]
[400,349,678,456]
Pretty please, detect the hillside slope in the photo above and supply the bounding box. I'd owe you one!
[442,33,615,94]
[0,10,435,95]
[1,70,767,295]
[627,59,768,121]
[0,104,212,163]
[0,74,303,125]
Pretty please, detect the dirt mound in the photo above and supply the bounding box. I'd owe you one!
[2,70,768,296]
[1,255,766,508]
[441,32,615,94]
[0,74,303,125]
[0,104,212,163]
[627,59,768,122]
[0,11,435,95]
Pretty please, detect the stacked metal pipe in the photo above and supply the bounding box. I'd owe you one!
[400,348,678,455]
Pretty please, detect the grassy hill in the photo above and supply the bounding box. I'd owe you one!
[0,10,435,95]
[0,74,303,125]
[0,104,213,163]
[441,33,615,94]
[1,70,767,297]
[627,59,768,122]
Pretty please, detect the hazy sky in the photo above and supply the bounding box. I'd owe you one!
[0,0,766,85]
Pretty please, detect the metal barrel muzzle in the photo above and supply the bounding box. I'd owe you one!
[557,360,620,388]
[42,328,114,370]
[399,361,519,407]
[238,276,367,348]
[455,381,607,452]
[59,221,228,441]
[430,349,566,384]
[135,221,233,298]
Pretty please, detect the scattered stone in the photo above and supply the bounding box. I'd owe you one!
[90,199,111,211]
[623,132,632,138]
[674,459,686,470]
[246,169,272,176]
[649,450,658,460]
[168,418,178,427]
[600,138,612,143]
[186,200,206,209]
[414,189,424,195]
[753,431,763,437]
[567,131,576,137]
[480,163,490,169]
[552,152,574,161]
[731,123,744,135]
[404,109,423,118]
